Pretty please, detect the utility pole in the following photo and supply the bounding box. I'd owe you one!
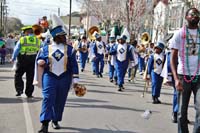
[0,1,3,34]
[4,4,7,35]
[86,0,90,38]
[58,7,60,16]
[68,0,72,38]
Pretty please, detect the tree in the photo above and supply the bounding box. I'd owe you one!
[76,0,127,32]
[6,17,24,34]
[76,0,152,38]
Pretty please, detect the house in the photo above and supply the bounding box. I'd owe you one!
[152,0,200,43]
[152,0,169,43]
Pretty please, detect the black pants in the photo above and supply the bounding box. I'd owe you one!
[14,54,36,96]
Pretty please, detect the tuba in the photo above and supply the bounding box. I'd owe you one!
[141,32,150,46]
[32,24,43,38]
[88,26,100,41]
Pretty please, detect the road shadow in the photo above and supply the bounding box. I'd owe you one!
[0,97,22,104]
[67,98,108,103]
[83,83,114,88]
[52,126,138,133]
[0,97,42,104]
[0,69,13,72]
[66,102,159,113]
[124,88,173,97]
[0,76,14,80]
[88,90,132,96]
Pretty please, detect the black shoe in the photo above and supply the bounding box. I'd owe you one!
[156,98,161,104]
[118,86,123,92]
[27,95,34,98]
[52,121,61,129]
[93,71,95,75]
[187,119,190,124]
[99,73,103,78]
[81,69,84,72]
[16,91,22,96]
[121,85,125,89]
[38,125,48,133]
[152,97,161,104]
[172,112,177,123]
[96,75,100,78]
[110,79,113,82]
[118,88,123,91]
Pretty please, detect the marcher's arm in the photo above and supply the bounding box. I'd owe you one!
[11,41,21,62]
[170,48,183,91]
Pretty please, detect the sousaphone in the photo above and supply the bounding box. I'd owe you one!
[141,32,150,45]
[88,26,100,41]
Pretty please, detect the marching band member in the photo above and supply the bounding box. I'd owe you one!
[110,35,134,91]
[146,41,165,104]
[138,44,146,75]
[78,35,89,72]
[107,36,117,83]
[128,40,139,83]
[37,15,79,133]
[88,40,96,75]
[92,33,106,78]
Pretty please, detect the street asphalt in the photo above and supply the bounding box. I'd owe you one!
[0,63,195,133]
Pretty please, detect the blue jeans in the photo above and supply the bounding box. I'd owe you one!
[177,75,200,133]
[172,84,179,113]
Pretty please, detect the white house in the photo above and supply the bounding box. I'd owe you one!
[152,0,168,43]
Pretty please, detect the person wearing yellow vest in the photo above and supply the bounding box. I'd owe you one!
[11,25,41,97]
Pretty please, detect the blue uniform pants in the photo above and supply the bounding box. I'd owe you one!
[151,72,163,97]
[116,61,128,86]
[138,56,145,73]
[95,56,104,75]
[79,52,88,70]
[40,72,71,122]
[108,63,116,80]
[172,84,179,113]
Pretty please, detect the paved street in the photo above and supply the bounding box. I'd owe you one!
[0,63,196,133]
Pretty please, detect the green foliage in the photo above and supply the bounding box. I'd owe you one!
[7,17,24,34]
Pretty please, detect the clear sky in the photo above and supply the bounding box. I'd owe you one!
[7,0,81,25]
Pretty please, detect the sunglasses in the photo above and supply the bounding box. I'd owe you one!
[188,12,200,17]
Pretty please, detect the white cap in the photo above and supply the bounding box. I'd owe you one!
[50,14,67,33]
[120,27,130,42]
[110,27,115,38]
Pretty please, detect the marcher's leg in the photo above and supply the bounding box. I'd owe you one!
[193,77,200,133]
[51,76,71,129]
[14,63,25,95]
[25,63,35,97]
[128,68,131,81]
[91,60,96,75]
[177,76,191,133]
[95,58,100,77]
[40,73,57,122]
[52,76,71,122]
[172,85,178,123]
[99,57,104,77]
[79,54,84,70]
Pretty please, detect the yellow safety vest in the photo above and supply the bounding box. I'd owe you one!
[19,36,41,55]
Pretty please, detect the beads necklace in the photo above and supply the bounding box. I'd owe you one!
[182,26,200,83]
